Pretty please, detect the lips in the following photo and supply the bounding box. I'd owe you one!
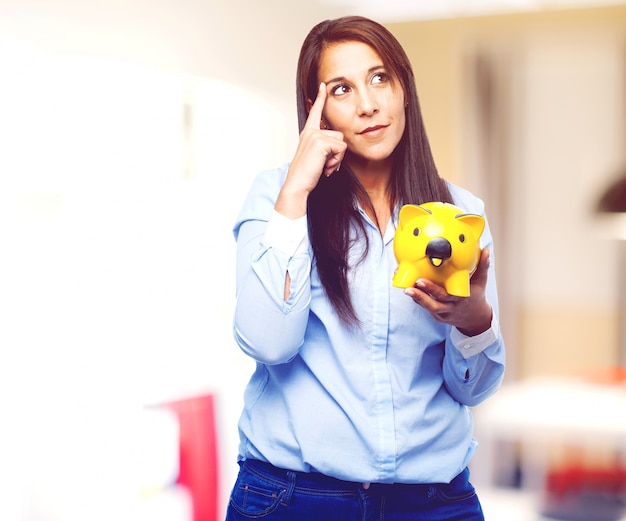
[359,124,387,135]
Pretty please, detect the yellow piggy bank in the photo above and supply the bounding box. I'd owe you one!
[392,202,485,297]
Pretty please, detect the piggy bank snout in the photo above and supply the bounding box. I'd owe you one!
[425,237,452,267]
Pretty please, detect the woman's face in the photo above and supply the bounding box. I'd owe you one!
[317,40,406,168]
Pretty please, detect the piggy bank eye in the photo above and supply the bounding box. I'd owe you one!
[459,234,466,243]
[413,228,421,236]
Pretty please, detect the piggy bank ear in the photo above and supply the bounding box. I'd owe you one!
[456,213,485,238]
[398,204,432,229]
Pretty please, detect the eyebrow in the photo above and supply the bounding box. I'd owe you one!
[324,65,385,85]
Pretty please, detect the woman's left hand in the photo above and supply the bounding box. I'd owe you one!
[403,248,493,337]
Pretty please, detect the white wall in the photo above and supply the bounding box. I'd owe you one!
[0,41,252,521]
[519,29,624,305]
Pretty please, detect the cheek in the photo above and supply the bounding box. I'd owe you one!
[397,110,406,135]
[383,90,406,134]
[391,106,407,144]
[323,106,349,132]
[394,96,407,129]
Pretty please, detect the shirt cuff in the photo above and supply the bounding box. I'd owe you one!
[450,312,500,359]
[263,210,309,257]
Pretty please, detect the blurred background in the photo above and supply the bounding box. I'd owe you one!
[1,1,625,520]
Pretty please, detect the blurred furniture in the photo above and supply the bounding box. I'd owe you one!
[474,374,626,520]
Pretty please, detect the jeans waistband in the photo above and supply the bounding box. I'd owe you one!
[241,459,468,493]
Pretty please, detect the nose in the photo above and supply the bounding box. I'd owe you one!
[426,238,451,266]
[357,89,378,116]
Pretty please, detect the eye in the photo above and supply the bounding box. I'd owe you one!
[371,72,389,85]
[459,234,466,243]
[330,83,351,96]
[413,228,421,236]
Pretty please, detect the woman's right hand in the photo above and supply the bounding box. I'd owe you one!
[275,82,347,218]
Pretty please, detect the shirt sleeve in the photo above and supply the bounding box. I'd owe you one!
[450,313,500,359]
[443,295,505,408]
[264,210,308,257]
[232,169,313,365]
[441,186,506,407]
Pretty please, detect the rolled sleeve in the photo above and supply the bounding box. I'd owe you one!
[450,313,500,359]
[264,210,308,257]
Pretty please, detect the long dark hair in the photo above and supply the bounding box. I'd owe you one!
[296,16,453,324]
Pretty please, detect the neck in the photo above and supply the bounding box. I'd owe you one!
[346,155,393,201]
[346,156,393,233]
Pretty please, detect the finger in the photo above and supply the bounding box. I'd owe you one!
[478,248,490,268]
[322,153,343,177]
[415,279,455,302]
[471,248,490,284]
[403,287,453,324]
[304,82,327,130]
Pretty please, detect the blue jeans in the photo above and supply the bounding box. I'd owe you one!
[225,460,484,521]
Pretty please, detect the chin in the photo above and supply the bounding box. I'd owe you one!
[362,149,396,163]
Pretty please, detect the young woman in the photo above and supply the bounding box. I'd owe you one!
[226,15,505,521]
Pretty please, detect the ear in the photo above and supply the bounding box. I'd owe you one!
[456,213,485,238]
[398,204,431,228]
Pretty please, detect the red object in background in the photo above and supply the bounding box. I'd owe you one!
[542,463,626,521]
[166,394,220,521]
[546,465,626,498]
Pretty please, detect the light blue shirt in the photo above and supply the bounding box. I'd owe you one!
[232,163,505,484]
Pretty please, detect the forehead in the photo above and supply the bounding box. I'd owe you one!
[318,40,383,81]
